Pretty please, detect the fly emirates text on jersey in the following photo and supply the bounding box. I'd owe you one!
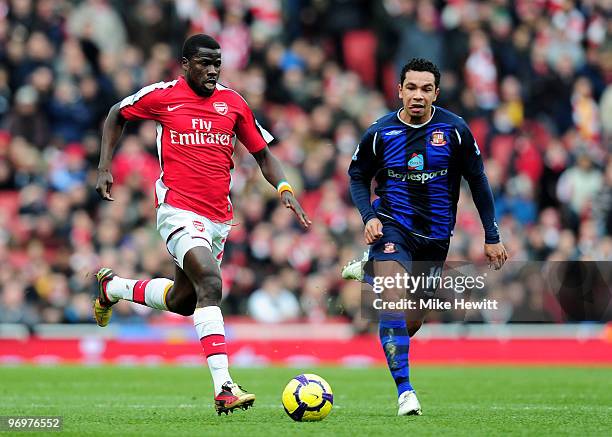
[169,118,232,146]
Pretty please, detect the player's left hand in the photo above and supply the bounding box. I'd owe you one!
[281,191,311,229]
[484,242,508,270]
[95,168,115,201]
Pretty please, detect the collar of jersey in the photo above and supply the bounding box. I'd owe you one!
[396,106,436,128]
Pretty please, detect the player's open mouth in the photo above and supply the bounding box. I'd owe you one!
[409,104,424,110]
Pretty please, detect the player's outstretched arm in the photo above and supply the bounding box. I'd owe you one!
[459,125,508,269]
[96,102,127,201]
[348,128,380,244]
[465,172,508,269]
[464,171,508,269]
[251,147,311,229]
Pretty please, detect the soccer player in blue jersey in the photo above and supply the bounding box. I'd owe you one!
[344,58,507,416]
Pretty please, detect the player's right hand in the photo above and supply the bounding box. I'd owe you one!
[95,169,114,201]
[364,218,383,245]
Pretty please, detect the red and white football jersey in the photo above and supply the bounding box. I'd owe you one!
[119,76,272,222]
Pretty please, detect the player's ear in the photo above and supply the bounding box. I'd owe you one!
[433,88,440,102]
[397,83,403,99]
[181,57,189,71]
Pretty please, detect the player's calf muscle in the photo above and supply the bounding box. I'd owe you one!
[182,249,223,306]
[192,273,222,306]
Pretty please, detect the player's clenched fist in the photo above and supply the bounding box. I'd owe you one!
[281,191,311,229]
[364,218,383,245]
[95,169,114,201]
[484,242,508,270]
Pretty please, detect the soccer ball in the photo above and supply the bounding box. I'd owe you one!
[281,373,333,422]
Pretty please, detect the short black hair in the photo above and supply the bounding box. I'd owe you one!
[182,34,220,60]
[399,58,441,88]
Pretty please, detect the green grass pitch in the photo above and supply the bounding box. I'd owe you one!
[1,365,611,436]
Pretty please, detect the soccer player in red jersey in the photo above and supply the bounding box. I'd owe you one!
[93,34,311,415]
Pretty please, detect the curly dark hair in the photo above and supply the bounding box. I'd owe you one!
[182,34,220,60]
[399,58,441,88]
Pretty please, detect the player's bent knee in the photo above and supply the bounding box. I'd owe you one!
[169,300,196,317]
[165,287,197,316]
[176,305,196,317]
[174,295,197,316]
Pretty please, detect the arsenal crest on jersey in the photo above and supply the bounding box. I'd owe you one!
[431,129,447,146]
[192,220,205,232]
[213,102,228,115]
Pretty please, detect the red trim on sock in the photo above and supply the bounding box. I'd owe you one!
[200,334,227,358]
[133,280,150,305]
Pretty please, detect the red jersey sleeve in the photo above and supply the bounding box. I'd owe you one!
[119,81,174,121]
[235,99,273,153]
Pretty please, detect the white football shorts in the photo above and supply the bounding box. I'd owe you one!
[156,203,231,270]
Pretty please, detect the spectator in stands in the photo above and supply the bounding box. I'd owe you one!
[4,85,49,148]
[48,80,92,143]
[66,0,127,55]
[247,277,300,323]
[556,152,603,230]
[393,0,445,74]
[594,159,612,237]
[0,280,39,325]
[601,85,612,143]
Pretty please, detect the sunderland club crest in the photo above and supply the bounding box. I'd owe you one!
[384,242,398,254]
[431,129,447,146]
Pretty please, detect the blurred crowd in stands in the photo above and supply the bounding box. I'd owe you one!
[0,0,610,328]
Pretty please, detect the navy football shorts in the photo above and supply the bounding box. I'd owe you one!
[367,218,450,296]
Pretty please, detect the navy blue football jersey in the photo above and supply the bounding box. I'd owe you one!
[349,106,499,242]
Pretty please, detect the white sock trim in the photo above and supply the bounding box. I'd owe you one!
[208,355,232,395]
[193,306,232,394]
[193,306,223,324]
[106,277,137,301]
[144,278,173,310]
